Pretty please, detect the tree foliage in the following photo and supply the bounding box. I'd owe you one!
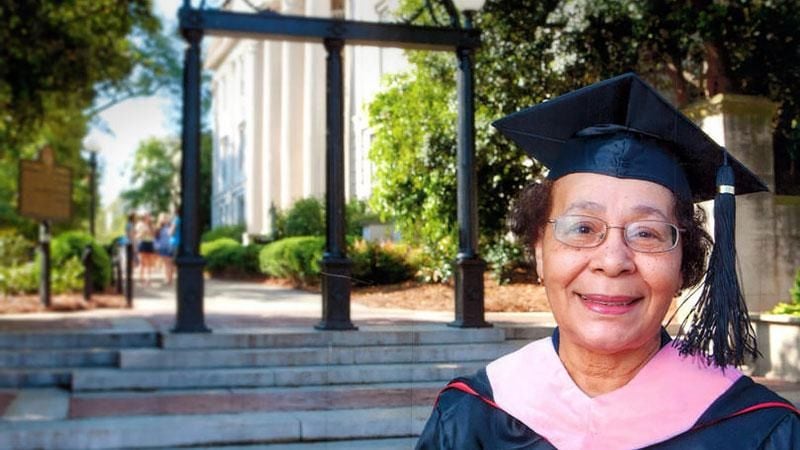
[368,0,800,280]
[121,137,180,214]
[121,133,213,231]
[0,1,177,238]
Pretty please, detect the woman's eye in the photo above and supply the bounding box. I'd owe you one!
[629,225,664,241]
[570,222,599,234]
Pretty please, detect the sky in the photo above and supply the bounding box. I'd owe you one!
[86,0,183,207]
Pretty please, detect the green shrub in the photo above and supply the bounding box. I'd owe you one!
[284,198,325,237]
[771,268,800,315]
[351,240,417,285]
[483,237,530,285]
[51,257,85,294]
[49,231,110,291]
[259,236,325,285]
[790,267,800,304]
[268,204,286,240]
[346,199,381,238]
[0,262,38,296]
[0,230,34,266]
[201,224,246,243]
[201,238,262,277]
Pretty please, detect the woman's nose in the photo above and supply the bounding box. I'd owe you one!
[590,228,636,276]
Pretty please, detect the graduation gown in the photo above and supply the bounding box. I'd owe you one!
[417,331,800,449]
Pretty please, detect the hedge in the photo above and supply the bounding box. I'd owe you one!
[259,236,417,287]
[259,236,325,285]
[201,224,246,243]
[200,238,262,278]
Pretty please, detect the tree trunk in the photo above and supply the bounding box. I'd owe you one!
[703,41,732,96]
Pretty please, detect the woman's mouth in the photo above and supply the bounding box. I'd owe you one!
[578,294,643,315]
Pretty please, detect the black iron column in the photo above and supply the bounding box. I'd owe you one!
[174,11,210,333]
[451,29,489,328]
[316,38,356,331]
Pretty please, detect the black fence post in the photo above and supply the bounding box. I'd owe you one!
[125,242,134,308]
[82,244,94,302]
[39,221,51,308]
[113,243,123,294]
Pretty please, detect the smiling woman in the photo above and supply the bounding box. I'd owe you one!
[416,74,800,449]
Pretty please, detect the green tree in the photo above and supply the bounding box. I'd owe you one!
[121,137,179,214]
[368,0,800,280]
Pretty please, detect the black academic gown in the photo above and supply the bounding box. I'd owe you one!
[417,334,800,449]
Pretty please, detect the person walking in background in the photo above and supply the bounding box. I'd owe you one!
[155,212,175,285]
[135,212,157,286]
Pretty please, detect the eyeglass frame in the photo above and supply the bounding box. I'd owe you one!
[545,214,686,253]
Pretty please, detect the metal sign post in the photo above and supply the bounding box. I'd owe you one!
[18,146,73,307]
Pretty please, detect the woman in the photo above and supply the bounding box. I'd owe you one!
[155,213,175,285]
[416,74,799,448]
[135,212,157,286]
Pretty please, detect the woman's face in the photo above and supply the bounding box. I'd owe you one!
[534,173,683,356]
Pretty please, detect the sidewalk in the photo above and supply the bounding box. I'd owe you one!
[0,275,558,334]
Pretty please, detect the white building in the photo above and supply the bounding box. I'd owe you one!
[206,0,408,235]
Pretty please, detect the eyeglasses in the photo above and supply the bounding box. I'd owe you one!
[547,215,684,253]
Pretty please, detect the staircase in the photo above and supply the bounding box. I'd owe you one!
[0,325,552,449]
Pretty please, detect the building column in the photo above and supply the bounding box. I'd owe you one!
[279,0,305,208]
[302,0,329,199]
[244,42,263,235]
[684,95,800,314]
[261,39,283,235]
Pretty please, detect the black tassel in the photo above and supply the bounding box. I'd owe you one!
[678,160,759,367]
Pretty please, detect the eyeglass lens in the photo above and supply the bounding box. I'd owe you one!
[552,215,679,253]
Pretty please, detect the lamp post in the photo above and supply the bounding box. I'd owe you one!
[84,142,100,238]
[450,0,489,328]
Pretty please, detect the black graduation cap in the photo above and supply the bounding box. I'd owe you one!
[494,73,767,367]
[492,73,768,202]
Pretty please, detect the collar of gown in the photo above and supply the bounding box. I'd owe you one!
[486,335,742,449]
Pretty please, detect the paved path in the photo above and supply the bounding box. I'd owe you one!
[0,275,558,333]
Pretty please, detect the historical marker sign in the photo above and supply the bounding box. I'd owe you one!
[18,146,73,222]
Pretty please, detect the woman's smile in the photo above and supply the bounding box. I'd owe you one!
[577,293,644,315]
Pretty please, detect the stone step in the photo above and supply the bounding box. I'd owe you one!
[0,349,118,369]
[120,340,525,369]
[72,361,486,391]
[0,406,431,449]
[68,381,443,418]
[0,331,157,350]
[500,325,554,341]
[0,369,72,388]
[160,326,507,350]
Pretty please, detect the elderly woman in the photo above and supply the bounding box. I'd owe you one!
[416,74,799,449]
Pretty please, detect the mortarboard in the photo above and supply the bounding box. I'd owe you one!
[493,73,768,367]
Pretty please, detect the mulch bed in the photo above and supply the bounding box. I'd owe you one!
[0,292,127,315]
